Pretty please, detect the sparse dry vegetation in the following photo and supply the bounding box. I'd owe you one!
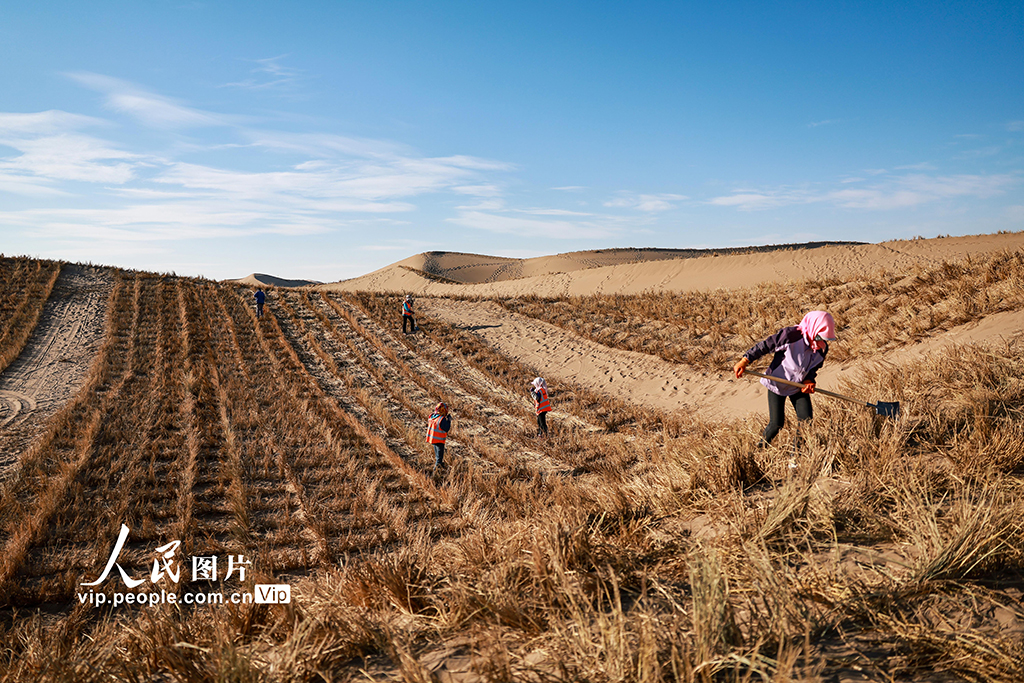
[0,257,61,374]
[1,253,1023,682]
[498,248,1024,368]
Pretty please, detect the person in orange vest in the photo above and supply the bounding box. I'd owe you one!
[426,401,452,470]
[402,295,416,333]
[530,377,552,437]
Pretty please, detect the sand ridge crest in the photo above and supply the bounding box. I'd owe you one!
[320,233,1024,298]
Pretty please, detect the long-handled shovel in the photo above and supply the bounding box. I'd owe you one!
[742,370,900,418]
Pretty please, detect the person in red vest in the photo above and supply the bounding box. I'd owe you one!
[402,295,416,333]
[425,401,452,470]
[530,377,552,437]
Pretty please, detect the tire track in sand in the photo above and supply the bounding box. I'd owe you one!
[0,265,112,472]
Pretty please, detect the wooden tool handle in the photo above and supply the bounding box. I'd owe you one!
[742,369,870,407]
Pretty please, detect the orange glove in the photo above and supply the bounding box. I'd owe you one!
[733,357,749,378]
[801,382,815,394]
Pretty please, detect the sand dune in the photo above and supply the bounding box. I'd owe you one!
[389,243,865,285]
[375,232,1024,425]
[322,232,1024,298]
[229,273,321,288]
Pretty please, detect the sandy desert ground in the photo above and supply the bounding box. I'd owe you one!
[2,231,1023,681]
[316,232,1024,424]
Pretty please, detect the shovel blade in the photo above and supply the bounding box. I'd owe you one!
[872,401,900,418]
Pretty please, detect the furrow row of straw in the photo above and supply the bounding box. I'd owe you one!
[221,286,461,561]
[284,290,571,518]
[0,273,141,604]
[307,292,550,474]
[329,293,614,476]
[0,259,62,375]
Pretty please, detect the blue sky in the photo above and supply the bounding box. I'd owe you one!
[1,1,1022,281]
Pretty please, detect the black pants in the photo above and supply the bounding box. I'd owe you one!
[403,314,415,333]
[536,411,548,436]
[433,443,445,467]
[256,302,264,317]
[762,391,812,446]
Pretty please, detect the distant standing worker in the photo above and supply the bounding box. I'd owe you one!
[254,288,266,318]
[426,401,452,470]
[733,311,837,450]
[530,377,552,437]
[402,295,416,333]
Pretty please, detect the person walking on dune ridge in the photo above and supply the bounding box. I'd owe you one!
[530,377,552,438]
[733,311,837,452]
[402,294,416,334]
[254,288,266,318]
[426,401,452,471]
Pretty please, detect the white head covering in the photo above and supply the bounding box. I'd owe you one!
[532,377,547,390]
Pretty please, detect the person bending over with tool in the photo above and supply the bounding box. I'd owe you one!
[530,377,552,437]
[733,311,837,450]
[426,401,452,471]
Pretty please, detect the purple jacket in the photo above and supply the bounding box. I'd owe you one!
[743,326,827,396]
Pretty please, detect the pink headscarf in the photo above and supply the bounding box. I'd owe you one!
[797,311,837,344]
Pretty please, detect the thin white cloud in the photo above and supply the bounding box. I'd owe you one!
[451,184,502,197]
[448,210,614,239]
[710,173,1019,211]
[0,78,521,243]
[516,208,593,216]
[0,173,66,196]
[0,110,142,193]
[2,201,336,241]
[808,119,842,128]
[2,135,138,184]
[433,155,514,171]
[898,173,1014,198]
[0,110,109,135]
[708,191,811,210]
[67,72,229,128]
[895,162,937,171]
[825,188,924,210]
[223,55,308,91]
[149,153,498,205]
[954,145,1003,160]
[243,130,408,159]
[456,199,506,211]
[604,192,687,212]
[1009,121,1024,132]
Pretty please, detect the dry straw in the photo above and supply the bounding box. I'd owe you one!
[1,254,1023,681]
